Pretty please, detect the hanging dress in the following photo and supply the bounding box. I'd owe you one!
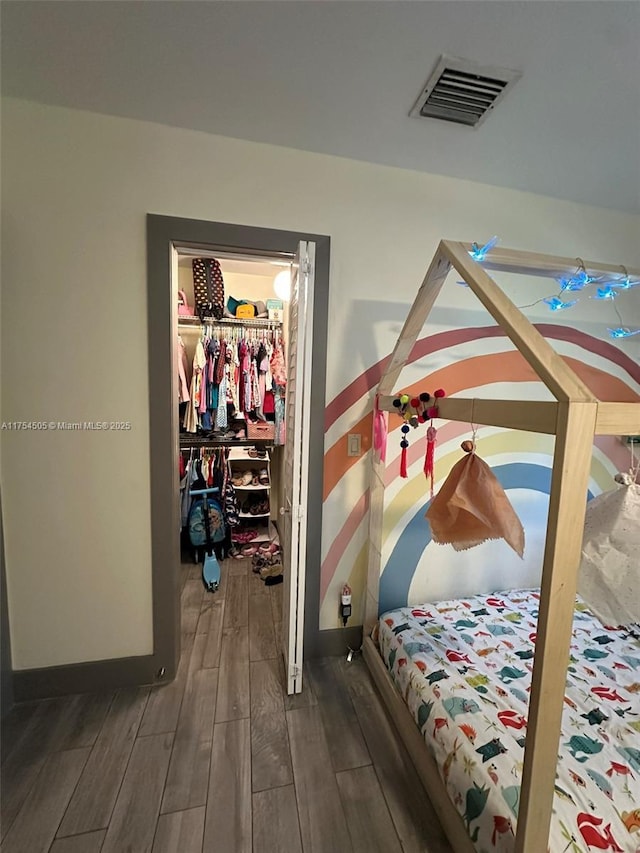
[185,340,207,433]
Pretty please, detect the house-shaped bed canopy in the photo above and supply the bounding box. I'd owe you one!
[363,240,640,853]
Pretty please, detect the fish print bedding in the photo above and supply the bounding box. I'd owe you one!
[378,589,640,853]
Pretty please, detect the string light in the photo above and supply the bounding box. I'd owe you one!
[592,285,616,301]
[612,277,640,291]
[466,238,639,341]
[544,296,578,311]
[469,235,499,262]
[608,327,640,339]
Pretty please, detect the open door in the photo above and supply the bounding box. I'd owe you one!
[280,241,315,694]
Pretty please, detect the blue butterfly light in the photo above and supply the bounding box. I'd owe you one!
[544,297,577,312]
[557,269,603,292]
[469,236,499,262]
[611,276,640,291]
[592,285,617,300]
[608,327,640,339]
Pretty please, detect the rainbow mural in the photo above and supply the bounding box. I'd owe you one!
[319,325,640,630]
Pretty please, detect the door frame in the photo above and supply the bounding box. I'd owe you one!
[147,215,331,682]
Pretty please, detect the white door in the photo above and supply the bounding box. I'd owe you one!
[280,241,315,694]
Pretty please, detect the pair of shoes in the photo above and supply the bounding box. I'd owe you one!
[248,447,267,459]
[259,561,283,579]
[241,544,259,557]
[258,542,279,555]
[258,468,269,485]
[232,470,252,486]
[265,574,283,586]
[232,529,258,544]
[249,500,269,515]
[252,551,280,572]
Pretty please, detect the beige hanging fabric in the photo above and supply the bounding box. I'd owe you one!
[425,451,525,557]
[578,478,640,627]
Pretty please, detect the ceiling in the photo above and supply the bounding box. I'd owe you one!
[2,1,639,213]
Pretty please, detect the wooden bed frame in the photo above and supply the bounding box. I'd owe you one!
[363,241,640,853]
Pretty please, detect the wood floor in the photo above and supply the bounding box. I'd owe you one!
[1,557,452,853]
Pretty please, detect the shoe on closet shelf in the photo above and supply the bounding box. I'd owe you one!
[232,471,253,487]
[258,468,269,485]
[232,529,258,544]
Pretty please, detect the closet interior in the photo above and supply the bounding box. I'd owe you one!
[177,249,292,588]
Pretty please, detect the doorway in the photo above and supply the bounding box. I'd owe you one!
[146,216,330,691]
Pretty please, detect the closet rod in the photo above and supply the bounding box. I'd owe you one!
[178,317,283,329]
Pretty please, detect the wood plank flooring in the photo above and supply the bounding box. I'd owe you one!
[0,557,451,853]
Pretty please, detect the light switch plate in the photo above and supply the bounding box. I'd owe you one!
[347,433,362,457]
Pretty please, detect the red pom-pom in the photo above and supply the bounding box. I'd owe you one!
[410,397,420,409]
[427,406,439,419]
[419,413,427,423]
[434,388,446,398]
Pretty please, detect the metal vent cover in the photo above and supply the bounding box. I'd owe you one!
[410,55,521,129]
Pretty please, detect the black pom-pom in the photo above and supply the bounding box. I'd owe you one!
[392,398,401,408]
[400,439,409,449]
[419,392,431,403]
[401,424,410,434]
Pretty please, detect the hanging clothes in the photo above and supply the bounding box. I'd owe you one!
[185,340,207,433]
[177,336,191,404]
[274,385,286,446]
[270,343,287,387]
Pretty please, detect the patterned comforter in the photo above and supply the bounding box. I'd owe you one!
[378,589,640,853]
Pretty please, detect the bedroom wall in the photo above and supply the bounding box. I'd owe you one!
[2,96,639,668]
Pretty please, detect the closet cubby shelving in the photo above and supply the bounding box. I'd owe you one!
[229,446,279,545]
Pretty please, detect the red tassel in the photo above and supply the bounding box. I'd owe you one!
[425,425,437,497]
[400,444,408,478]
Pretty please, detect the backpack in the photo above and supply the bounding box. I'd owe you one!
[188,497,227,548]
[192,258,225,321]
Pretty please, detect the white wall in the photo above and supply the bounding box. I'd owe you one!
[2,97,639,669]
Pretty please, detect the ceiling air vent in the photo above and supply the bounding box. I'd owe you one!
[410,55,521,129]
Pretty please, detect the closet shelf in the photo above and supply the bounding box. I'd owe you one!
[234,484,271,491]
[180,436,272,450]
[238,510,271,519]
[229,447,271,462]
[232,522,279,545]
[178,316,282,329]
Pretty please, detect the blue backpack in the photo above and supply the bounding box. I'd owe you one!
[188,497,226,548]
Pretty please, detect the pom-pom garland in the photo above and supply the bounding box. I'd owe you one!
[391,388,446,484]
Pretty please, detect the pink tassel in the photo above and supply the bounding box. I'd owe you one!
[425,424,437,497]
[373,394,388,463]
[400,444,408,478]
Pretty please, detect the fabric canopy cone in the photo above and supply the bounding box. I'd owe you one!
[578,479,640,627]
[425,452,525,557]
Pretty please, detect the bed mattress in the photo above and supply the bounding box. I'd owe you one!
[378,589,640,853]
